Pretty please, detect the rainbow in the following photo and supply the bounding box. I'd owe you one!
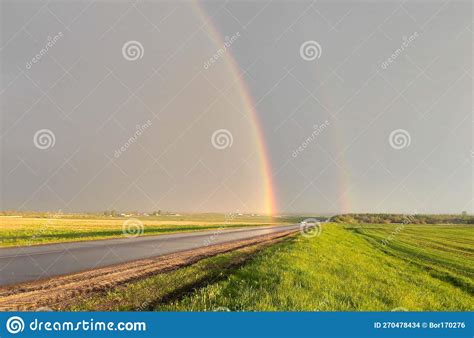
[311,66,351,213]
[331,126,352,213]
[192,3,278,216]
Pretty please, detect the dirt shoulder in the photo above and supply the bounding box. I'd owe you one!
[0,230,297,311]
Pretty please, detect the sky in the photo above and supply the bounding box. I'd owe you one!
[0,0,472,215]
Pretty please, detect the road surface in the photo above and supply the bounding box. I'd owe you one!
[0,224,299,286]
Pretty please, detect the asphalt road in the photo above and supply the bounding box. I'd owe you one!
[0,224,299,287]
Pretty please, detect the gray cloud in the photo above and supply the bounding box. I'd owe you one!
[1,0,472,214]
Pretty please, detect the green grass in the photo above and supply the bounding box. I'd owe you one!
[346,223,473,294]
[69,223,474,311]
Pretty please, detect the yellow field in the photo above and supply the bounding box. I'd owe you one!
[0,215,289,247]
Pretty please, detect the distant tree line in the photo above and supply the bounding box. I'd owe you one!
[330,213,474,225]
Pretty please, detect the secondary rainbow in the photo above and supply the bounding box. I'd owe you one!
[192,3,277,215]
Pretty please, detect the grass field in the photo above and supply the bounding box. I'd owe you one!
[70,222,473,311]
[0,215,294,247]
